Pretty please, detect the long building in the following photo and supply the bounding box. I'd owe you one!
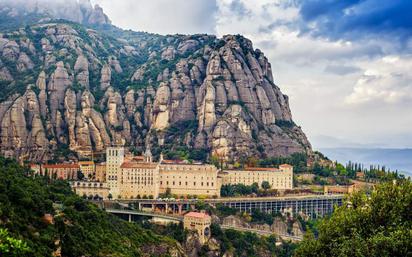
[105,147,296,199]
[106,147,221,199]
[220,164,293,190]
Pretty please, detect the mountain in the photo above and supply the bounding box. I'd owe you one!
[0,0,110,30]
[0,1,311,162]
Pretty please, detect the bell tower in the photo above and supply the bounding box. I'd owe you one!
[144,146,152,163]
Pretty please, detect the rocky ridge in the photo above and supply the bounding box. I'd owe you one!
[0,16,311,162]
[0,0,111,29]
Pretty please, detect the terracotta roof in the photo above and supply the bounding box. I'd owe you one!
[160,160,209,166]
[161,159,185,164]
[185,212,210,219]
[243,167,280,171]
[43,164,79,169]
[120,162,157,169]
[79,161,94,165]
[279,164,293,168]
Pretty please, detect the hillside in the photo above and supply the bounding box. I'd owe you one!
[0,157,185,256]
[0,0,311,162]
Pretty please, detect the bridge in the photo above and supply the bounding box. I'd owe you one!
[105,208,183,223]
[111,194,345,219]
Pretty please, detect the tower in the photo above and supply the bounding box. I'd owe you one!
[106,146,125,199]
[144,146,152,163]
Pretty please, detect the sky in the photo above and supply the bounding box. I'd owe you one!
[92,0,412,149]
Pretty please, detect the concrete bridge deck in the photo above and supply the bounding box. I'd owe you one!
[106,194,344,219]
[105,208,183,222]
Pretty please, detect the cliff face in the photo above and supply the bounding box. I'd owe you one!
[0,17,311,161]
[0,0,111,26]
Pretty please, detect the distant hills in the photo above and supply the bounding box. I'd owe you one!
[320,148,412,177]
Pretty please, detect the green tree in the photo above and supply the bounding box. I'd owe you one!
[261,181,271,190]
[0,228,30,257]
[295,180,412,257]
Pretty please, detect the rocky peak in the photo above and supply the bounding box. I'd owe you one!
[0,20,311,162]
[0,0,111,28]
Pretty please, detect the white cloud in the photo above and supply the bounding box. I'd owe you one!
[345,55,412,105]
[92,0,218,34]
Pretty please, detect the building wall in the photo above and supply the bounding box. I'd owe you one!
[71,181,110,199]
[221,165,293,190]
[117,162,220,199]
[95,163,106,182]
[106,147,124,198]
[40,165,79,180]
[159,164,220,197]
[119,164,159,199]
[183,213,211,244]
[79,161,95,179]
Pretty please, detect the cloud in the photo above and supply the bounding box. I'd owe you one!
[214,0,412,147]
[228,0,251,18]
[92,0,218,34]
[324,64,362,76]
[345,55,412,105]
[297,0,412,43]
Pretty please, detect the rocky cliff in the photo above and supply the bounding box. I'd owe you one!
[0,0,111,28]
[0,5,311,162]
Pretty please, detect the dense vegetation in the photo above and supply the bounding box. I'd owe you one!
[295,179,412,256]
[308,161,406,186]
[0,157,181,257]
[141,218,297,257]
[211,225,296,257]
[220,182,279,197]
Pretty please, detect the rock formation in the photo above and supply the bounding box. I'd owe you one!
[0,11,311,162]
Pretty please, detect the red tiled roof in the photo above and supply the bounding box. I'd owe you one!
[161,159,185,164]
[79,161,94,165]
[185,212,210,219]
[279,164,293,168]
[43,164,79,169]
[120,162,157,169]
[243,167,280,171]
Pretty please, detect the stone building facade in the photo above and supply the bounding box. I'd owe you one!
[95,162,106,182]
[106,147,124,198]
[221,164,293,190]
[105,148,221,199]
[32,163,79,180]
[70,181,110,199]
[183,212,211,244]
[158,160,220,198]
[79,161,95,179]
[119,161,159,199]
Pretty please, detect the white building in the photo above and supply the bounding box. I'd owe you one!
[221,164,293,190]
[106,146,125,198]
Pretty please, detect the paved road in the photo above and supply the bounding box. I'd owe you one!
[220,225,303,241]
